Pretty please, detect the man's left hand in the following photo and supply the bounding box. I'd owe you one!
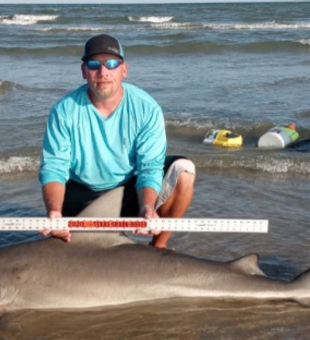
[132,205,161,236]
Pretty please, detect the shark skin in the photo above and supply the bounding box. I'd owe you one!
[0,232,310,312]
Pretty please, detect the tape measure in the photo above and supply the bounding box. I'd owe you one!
[0,217,268,233]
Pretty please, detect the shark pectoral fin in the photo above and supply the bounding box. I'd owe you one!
[229,254,267,276]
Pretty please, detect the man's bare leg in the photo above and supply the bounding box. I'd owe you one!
[151,171,195,248]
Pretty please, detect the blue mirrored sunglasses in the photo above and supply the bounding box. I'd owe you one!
[85,59,123,71]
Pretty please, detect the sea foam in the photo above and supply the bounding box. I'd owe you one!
[37,25,105,32]
[128,16,173,23]
[205,21,310,30]
[0,157,39,175]
[297,39,310,46]
[0,14,58,25]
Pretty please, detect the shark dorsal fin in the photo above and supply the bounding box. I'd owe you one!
[229,254,266,276]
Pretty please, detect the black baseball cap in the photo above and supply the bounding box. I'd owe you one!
[81,34,124,61]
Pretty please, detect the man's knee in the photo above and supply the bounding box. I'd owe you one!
[173,159,196,192]
[157,159,195,217]
[176,171,195,193]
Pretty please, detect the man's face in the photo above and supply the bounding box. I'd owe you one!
[81,54,128,101]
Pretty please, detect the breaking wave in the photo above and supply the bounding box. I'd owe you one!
[128,16,174,23]
[193,154,310,177]
[205,21,310,30]
[0,80,16,95]
[151,21,310,31]
[36,25,107,32]
[0,157,39,175]
[0,14,58,25]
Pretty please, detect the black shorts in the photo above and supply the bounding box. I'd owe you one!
[62,155,185,217]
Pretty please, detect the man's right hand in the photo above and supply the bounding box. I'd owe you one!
[39,210,71,243]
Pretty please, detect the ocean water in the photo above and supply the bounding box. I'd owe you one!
[0,3,310,339]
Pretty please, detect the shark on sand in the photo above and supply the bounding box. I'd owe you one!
[0,231,310,313]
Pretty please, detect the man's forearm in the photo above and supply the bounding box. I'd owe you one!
[42,182,66,215]
[137,187,158,211]
[137,187,172,248]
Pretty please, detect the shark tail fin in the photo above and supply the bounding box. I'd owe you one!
[292,269,310,307]
[292,269,310,290]
[293,268,310,286]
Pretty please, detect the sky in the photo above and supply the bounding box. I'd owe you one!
[0,0,308,3]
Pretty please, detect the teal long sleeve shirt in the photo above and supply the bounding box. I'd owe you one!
[39,82,167,193]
